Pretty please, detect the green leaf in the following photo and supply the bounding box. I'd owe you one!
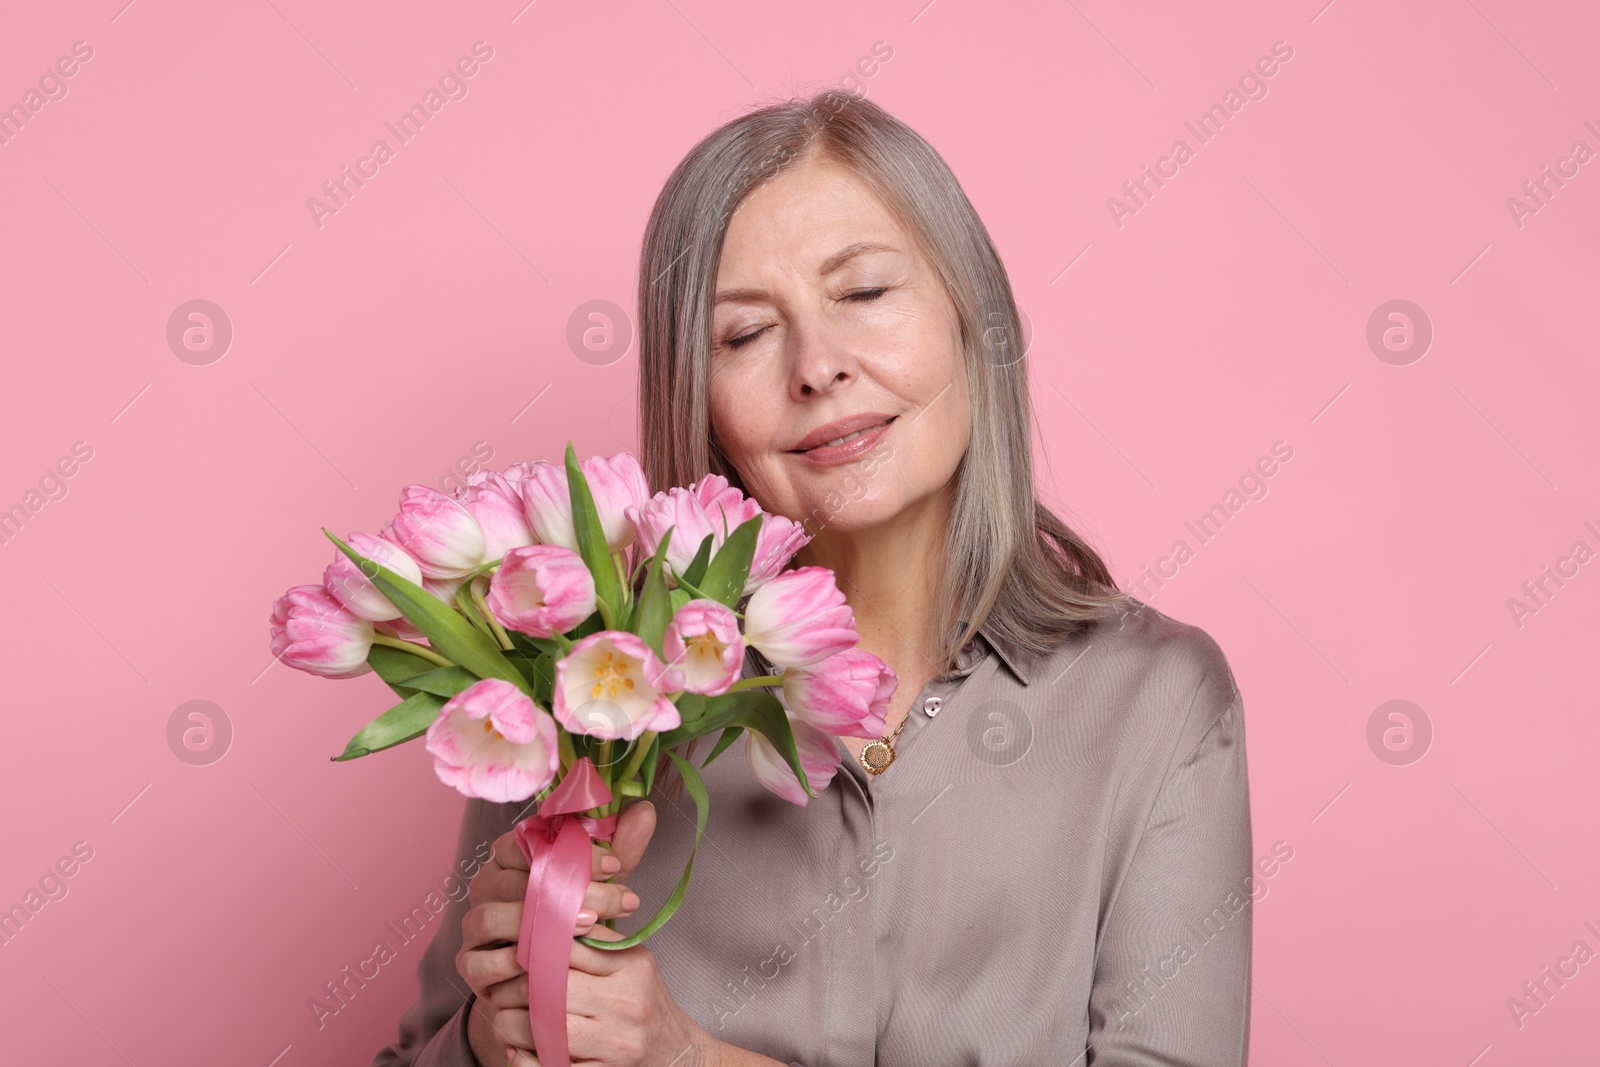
[503,648,554,706]
[367,643,441,698]
[326,531,529,693]
[659,689,814,799]
[698,513,763,607]
[655,689,744,748]
[565,443,624,626]
[331,691,446,761]
[680,533,715,587]
[633,528,675,660]
[722,688,815,799]
[639,733,663,796]
[578,751,708,950]
[509,631,560,659]
[393,666,482,698]
[700,726,742,768]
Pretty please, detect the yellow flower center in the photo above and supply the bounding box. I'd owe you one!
[482,720,504,740]
[590,649,637,701]
[688,631,726,662]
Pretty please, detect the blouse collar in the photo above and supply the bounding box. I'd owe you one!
[958,620,1037,687]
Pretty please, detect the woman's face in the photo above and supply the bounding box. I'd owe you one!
[707,153,971,537]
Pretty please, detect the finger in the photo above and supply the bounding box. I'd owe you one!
[592,839,623,880]
[487,1007,533,1050]
[568,920,631,977]
[608,800,657,884]
[458,944,523,996]
[492,829,530,873]
[580,879,639,922]
[470,864,531,908]
[507,1048,540,1066]
[461,900,524,951]
[484,969,529,1010]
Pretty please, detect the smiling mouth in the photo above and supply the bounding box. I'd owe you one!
[789,416,896,452]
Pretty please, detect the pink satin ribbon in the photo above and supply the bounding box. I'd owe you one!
[512,756,619,1067]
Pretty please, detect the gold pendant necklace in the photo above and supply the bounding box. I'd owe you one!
[858,711,908,775]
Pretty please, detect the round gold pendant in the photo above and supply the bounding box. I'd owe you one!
[859,739,895,774]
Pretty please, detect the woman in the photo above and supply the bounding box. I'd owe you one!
[374,88,1252,1067]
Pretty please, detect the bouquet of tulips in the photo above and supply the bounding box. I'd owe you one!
[268,443,895,1066]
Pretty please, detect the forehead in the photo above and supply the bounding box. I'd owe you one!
[717,155,908,275]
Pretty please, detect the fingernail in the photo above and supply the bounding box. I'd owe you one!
[621,891,641,912]
[577,908,597,925]
[601,855,621,874]
[506,1049,516,1064]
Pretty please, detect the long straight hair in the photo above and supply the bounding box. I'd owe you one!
[636,89,1129,801]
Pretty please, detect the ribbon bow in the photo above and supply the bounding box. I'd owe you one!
[512,756,619,1067]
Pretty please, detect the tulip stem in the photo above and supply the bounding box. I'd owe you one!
[370,633,454,668]
[454,583,499,643]
[606,731,657,815]
[470,579,515,651]
[727,674,783,692]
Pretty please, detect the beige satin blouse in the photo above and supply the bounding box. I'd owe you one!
[372,597,1253,1066]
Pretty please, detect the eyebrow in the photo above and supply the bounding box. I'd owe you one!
[713,240,900,305]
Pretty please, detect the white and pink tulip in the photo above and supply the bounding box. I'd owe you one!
[626,473,810,593]
[269,584,374,679]
[323,532,425,622]
[456,470,536,560]
[656,599,744,696]
[745,714,842,806]
[425,679,562,803]
[486,544,597,639]
[742,566,858,668]
[781,648,896,739]
[519,452,650,554]
[383,485,487,579]
[552,631,681,742]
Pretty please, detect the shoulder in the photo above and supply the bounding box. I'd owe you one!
[1035,595,1242,762]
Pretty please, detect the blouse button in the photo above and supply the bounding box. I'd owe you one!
[922,696,943,717]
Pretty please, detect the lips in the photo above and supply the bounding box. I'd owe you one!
[789,413,898,453]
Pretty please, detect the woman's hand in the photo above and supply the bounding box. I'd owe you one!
[503,922,718,1067]
[458,800,658,1067]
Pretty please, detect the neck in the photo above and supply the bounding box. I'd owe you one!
[793,481,955,681]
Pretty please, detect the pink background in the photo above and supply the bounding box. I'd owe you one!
[2,0,1597,1063]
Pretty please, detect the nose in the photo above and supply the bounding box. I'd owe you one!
[788,311,856,399]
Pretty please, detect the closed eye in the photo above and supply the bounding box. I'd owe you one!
[725,326,769,350]
[723,289,888,350]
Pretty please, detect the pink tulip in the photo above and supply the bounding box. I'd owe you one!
[742,567,858,668]
[519,452,650,553]
[692,474,812,592]
[456,470,535,561]
[422,574,467,607]
[745,714,841,806]
[656,599,744,696]
[323,532,425,622]
[781,649,896,739]
[375,616,428,644]
[425,679,561,803]
[552,631,681,742]
[486,544,597,639]
[627,473,810,593]
[383,485,487,579]
[269,584,373,679]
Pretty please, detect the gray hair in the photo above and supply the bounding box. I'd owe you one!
[636,87,1128,690]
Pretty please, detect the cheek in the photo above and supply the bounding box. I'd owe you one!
[708,376,765,465]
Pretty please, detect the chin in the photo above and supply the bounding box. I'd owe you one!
[801,494,905,534]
